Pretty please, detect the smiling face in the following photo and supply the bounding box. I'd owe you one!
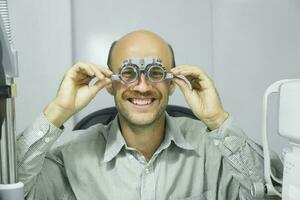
[108,31,175,127]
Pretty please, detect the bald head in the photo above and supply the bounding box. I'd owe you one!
[107,30,175,72]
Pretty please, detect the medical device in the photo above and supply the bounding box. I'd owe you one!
[0,0,24,199]
[252,79,300,199]
[111,58,174,84]
[110,58,192,90]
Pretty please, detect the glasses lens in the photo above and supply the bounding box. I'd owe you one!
[149,65,165,82]
[120,65,137,83]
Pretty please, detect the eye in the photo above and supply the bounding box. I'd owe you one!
[148,65,165,81]
[120,65,137,82]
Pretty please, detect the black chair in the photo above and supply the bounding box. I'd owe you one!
[73,105,198,130]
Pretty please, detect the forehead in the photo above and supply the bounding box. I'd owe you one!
[122,58,163,68]
[110,34,172,72]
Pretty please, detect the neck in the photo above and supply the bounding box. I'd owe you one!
[118,114,166,161]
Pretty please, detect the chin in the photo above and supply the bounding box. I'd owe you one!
[117,104,166,127]
[126,112,160,126]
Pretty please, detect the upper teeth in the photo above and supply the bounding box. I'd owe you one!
[132,99,152,105]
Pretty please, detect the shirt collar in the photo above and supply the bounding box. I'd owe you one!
[164,112,196,151]
[103,115,126,163]
[103,112,196,163]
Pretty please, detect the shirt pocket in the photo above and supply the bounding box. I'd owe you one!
[170,190,212,200]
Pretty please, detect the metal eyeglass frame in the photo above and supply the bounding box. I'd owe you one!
[111,58,173,84]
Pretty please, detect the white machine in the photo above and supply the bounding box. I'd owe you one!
[260,79,300,199]
[0,0,24,199]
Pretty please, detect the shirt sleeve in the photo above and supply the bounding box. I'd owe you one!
[205,115,268,199]
[16,113,63,197]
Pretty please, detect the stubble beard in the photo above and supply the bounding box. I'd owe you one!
[115,93,168,128]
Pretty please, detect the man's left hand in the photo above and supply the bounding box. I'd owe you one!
[171,65,228,130]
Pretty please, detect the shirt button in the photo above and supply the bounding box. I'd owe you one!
[214,140,220,146]
[145,168,150,174]
[37,131,44,137]
[224,137,230,142]
[44,137,50,143]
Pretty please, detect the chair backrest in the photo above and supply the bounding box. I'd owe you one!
[73,105,198,130]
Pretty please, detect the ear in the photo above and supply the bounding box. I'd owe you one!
[105,82,114,95]
[168,80,176,96]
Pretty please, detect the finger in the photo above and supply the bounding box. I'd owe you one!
[77,77,92,85]
[172,66,215,89]
[89,64,113,78]
[73,62,95,77]
[173,69,208,81]
[171,65,210,81]
[75,72,91,81]
[173,77,191,97]
[90,77,112,95]
[90,65,105,79]
[78,64,112,87]
[58,70,90,91]
[172,65,208,74]
[175,75,192,90]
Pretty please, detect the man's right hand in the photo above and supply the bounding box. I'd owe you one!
[43,62,113,127]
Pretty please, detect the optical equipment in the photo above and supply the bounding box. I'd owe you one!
[111,58,173,84]
[0,0,24,199]
[251,79,300,200]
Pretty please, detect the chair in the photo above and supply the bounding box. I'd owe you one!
[73,105,198,130]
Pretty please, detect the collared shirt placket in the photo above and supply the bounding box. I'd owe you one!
[141,163,155,200]
[130,150,158,200]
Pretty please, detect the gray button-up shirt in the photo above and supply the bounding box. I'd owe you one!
[17,112,265,200]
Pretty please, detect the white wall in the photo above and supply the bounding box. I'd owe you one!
[8,0,300,153]
[213,0,300,153]
[8,0,73,133]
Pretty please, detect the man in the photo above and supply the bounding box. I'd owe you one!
[17,30,264,200]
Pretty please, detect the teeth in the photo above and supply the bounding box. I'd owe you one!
[132,99,152,105]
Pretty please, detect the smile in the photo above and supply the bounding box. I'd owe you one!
[128,98,156,106]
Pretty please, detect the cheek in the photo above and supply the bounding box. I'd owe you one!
[155,83,171,99]
[113,82,125,95]
[113,82,130,102]
[157,82,170,92]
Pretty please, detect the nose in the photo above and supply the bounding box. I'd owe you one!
[132,73,152,93]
